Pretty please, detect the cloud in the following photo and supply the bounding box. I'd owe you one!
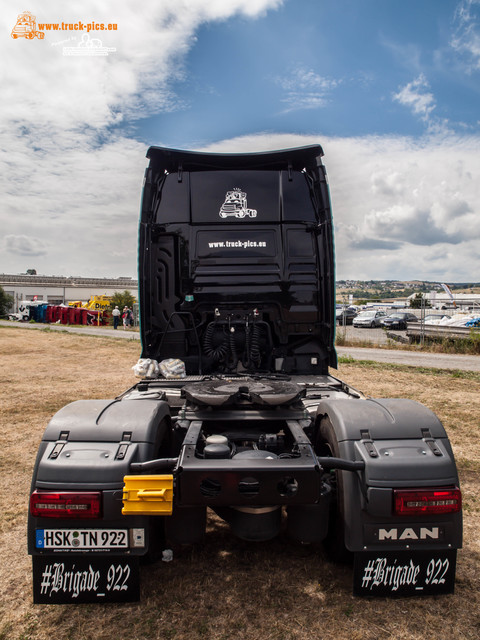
[342,228,403,251]
[363,206,465,246]
[379,34,423,74]
[0,123,148,276]
[274,67,341,112]
[451,0,480,71]
[392,74,436,121]
[4,235,47,257]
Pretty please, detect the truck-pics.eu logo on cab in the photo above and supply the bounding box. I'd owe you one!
[219,188,257,218]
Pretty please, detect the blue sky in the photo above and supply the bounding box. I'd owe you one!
[2,0,480,282]
[136,0,479,145]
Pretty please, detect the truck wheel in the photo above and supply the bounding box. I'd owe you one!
[318,416,353,564]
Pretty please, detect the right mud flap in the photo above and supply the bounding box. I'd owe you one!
[353,549,457,597]
[316,398,462,596]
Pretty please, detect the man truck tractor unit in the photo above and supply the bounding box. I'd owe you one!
[28,145,462,602]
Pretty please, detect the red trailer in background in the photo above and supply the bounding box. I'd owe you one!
[59,307,69,324]
[45,306,56,323]
[68,307,79,325]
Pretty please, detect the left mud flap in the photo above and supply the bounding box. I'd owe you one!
[353,549,457,597]
[32,556,140,603]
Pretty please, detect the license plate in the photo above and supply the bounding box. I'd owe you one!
[36,529,128,550]
[354,550,457,597]
[33,556,139,603]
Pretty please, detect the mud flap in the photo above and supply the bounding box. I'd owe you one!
[32,556,140,604]
[353,549,456,597]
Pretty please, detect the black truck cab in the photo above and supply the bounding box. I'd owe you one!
[139,145,336,376]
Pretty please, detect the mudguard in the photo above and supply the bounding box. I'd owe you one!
[28,397,171,573]
[31,398,171,490]
[316,398,462,553]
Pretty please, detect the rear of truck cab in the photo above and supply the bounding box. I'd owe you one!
[28,144,462,602]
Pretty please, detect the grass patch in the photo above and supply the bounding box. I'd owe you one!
[337,355,480,381]
[335,333,378,348]
[426,332,480,355]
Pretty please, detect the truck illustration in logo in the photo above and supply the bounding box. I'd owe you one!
[219,188,257,218]
[11,11,44,39]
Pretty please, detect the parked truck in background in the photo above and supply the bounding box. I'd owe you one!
[28,145,462,602]
[68,295,112,311]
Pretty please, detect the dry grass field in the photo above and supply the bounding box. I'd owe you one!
[0,326,479,640]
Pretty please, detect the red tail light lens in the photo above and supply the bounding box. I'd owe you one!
[394,488,461,516]
[30,491,102,518]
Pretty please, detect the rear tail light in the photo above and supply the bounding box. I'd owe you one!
[394,487,461,516]
[30,491,102,518]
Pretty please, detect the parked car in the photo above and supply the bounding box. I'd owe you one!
[336,307,357,325]
[380,312,419,330]
[353,309,387,327]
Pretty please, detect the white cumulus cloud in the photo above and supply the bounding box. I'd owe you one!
[392,74,436,121]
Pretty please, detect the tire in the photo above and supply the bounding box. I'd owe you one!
[370,322,375,328]
[317,416,353,564]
